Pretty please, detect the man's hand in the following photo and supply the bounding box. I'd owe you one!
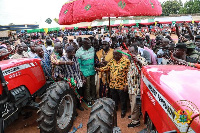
[95,67,101,72]
[82,76,86,84]
[59,74,64,79]
[102,61,108,65]
[123,85,128,92]
[99,62,105,67]
[179,36,188,42]
[66,61,74,65]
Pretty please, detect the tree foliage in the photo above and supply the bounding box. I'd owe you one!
[161,0,200,16]
[183,0,200,14]
[161,0,182,16]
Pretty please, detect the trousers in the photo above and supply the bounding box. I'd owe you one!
[77,87,84,108]
[84,75,96,102]
[110,88,127,113]
[129,94,140,123]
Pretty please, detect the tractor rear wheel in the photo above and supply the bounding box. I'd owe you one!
[87,97,117,133]
[37,81,76,133]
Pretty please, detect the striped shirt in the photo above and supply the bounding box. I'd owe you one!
[55,56,83,88]
[75,47,96,77]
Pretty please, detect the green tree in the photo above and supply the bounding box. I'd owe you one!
[161,0,182,16]
[184,0,200,14]
[179,7,187,14]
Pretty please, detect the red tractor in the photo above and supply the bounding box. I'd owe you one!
[86,65,200,133]
[141,65,200,133]
[0,58,76,133]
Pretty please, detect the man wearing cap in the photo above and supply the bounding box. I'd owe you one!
[185,41,200,63]
[96,48,130,118]
[51,42,74,80]
[172,43,197,64]
[55,45,85,111]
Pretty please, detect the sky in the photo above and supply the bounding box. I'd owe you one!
[0,0,188,25]
[0,0,67,25]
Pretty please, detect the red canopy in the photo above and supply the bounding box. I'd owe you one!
[59,0,162,25]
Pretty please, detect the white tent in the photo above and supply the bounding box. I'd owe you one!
[39,18,61,28]
[65,22,92,28]
[155,15,193,23]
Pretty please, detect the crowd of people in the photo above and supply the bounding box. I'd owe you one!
[0,22,200,128]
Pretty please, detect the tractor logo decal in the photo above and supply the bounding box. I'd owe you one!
[172,100,200,132]
[174,110,193,125]
[2,62,37,76]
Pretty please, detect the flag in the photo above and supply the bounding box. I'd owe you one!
[44,28,48,34]
[155,21,157,26]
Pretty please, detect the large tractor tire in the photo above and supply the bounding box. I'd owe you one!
[37,81,76,133]
[87,97,117,133]
[146,114,157,133]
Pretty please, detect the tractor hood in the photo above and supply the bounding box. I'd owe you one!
[0,58,41,71]
[142,65,200,131]
[142,65,200,110]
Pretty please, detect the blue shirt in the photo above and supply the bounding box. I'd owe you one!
[35,51,52,78]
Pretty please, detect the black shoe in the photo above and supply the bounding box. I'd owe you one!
[78,106,84,111]
[128,115,131,119]
[128,121,140,128]
[121,112,126,118]
[87,102,92,107]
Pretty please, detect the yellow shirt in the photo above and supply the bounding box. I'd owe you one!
[96,48,114,84]
[100,56,130,90]
[96,49,114,62]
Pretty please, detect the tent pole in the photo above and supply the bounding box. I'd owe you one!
[109,17,111,37]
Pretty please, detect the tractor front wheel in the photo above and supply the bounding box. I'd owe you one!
[87,97,117,133]
[37,81,76,133]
